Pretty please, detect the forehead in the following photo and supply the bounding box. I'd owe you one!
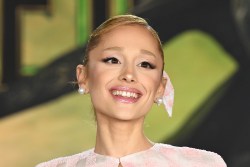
[103,25,155,41]
[97,25,160,53]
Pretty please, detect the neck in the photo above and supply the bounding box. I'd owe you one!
[94,114,153,158]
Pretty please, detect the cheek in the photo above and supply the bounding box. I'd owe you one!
[87,63,114,91]
[152,77,162,93]
[87,65,103,89]
[153,72,162,83]
[141,72,162,92]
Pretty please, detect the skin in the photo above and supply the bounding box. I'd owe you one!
[76,25,166,158]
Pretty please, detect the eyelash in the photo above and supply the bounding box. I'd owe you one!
[102,57,120,64]
[101,57,156,69]
[138,61,156,69]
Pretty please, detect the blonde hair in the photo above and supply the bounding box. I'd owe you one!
[83,14,164,66]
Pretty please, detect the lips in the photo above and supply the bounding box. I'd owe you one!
[110,86,142,103]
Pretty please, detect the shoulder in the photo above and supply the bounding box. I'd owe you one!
[35,149,94,167]
[154,143,227,166]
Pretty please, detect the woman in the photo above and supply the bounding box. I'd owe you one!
[37,15,226,167]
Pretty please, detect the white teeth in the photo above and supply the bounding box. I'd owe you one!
[122,91,126,97]
[112,90,139,98]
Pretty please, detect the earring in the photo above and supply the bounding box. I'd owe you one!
[78,87,85,94]
[156,97,163,106]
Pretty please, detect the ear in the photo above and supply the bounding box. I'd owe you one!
[76,64,89,93]
[155,75,167,99]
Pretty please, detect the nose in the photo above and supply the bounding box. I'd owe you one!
[118,67,137,83]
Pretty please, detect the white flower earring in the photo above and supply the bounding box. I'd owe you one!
[78,87,85,95]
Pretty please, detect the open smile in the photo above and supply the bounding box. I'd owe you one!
[112,90,139,98]
[110,86,142,103]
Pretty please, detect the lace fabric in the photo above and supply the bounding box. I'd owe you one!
[36,143,227,167]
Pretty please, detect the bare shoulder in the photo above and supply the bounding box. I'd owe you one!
[35,149,93,167]
[155,143,227,166]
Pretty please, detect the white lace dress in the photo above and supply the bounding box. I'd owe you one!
[36,143,227,167]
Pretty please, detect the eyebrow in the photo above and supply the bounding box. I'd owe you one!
[140,49,156,58]
[103,46,123,52]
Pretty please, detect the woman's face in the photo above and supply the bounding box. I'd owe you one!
[77,25,165,121]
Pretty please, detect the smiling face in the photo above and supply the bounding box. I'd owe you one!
[77,25,165,122]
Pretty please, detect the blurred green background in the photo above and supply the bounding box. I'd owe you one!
[0,0,237,166]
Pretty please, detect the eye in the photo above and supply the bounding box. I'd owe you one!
[102,57,121,64]
[138,61,156,69]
